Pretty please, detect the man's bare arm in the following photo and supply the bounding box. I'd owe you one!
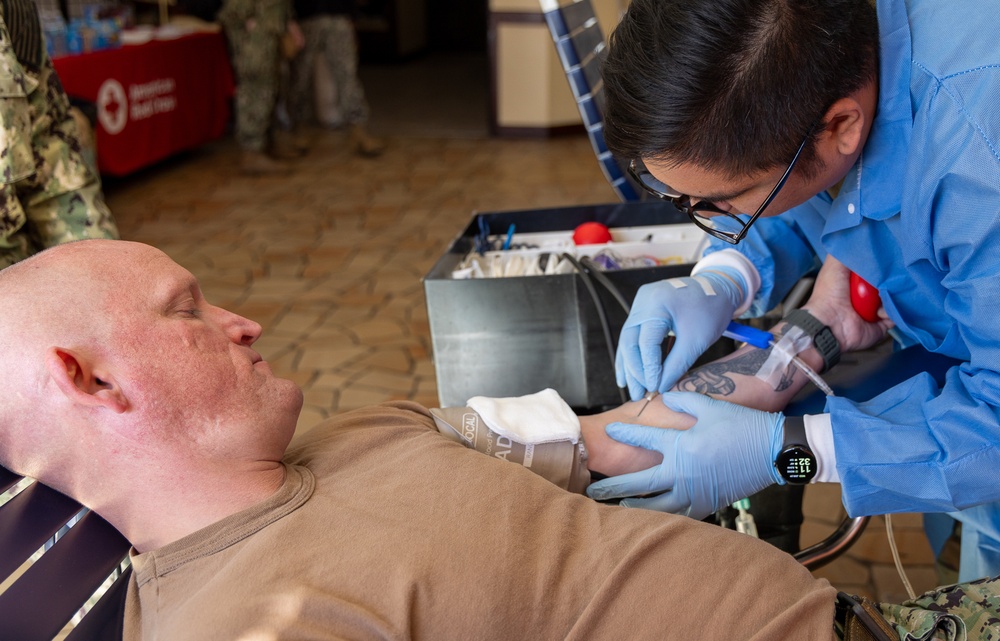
[673,322,824,413]
[578,322,832,477]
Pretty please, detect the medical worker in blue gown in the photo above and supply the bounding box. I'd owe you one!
[586,0,1000,581]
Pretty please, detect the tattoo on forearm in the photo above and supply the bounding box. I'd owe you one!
[676,370,736,395]
[676,346,796,396]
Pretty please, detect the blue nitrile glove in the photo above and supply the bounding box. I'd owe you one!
[616,267,746,400]
[586,392,784,520]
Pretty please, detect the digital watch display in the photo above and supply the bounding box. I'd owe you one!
[775,416,816,484]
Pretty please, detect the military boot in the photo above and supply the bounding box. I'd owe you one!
[240,151,291,175]
[349,124,386,158]
[271,129,309,158]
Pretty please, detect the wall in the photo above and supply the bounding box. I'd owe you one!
[488,0,625,136]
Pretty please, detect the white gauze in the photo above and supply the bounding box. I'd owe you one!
[755,325,812,388]
[466,388,581,445]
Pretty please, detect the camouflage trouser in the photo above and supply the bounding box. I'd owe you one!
[224,23,282,151]
[1,11,119,269]
[288,14,369,127]
[840,576,1000,640]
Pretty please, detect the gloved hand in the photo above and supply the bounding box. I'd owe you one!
[616,267,747,400]
[586,392,784,520]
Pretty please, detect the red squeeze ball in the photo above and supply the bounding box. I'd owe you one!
[572,222,613,245]
[850,272,882,323]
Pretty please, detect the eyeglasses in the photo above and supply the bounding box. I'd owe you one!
[627,132,811,245]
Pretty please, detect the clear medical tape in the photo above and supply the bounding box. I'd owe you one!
[754,326,836,396]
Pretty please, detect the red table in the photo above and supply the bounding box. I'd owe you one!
[53,32,235,177]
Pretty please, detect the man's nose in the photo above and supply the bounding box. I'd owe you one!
[215,306,263,345]
[712,200,736,214]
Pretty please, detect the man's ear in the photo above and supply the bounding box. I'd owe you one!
[818,95,869,157]
[45,348,129,414]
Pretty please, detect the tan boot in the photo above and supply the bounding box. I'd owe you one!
[241,151,291,175]
[271,129,309,158]
[349,124,385,158]
[291,129,312,154]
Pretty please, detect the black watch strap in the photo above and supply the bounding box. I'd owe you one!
[775,416,817,485]
[783,308,841,372]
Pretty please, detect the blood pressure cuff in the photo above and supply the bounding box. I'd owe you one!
[430,406,591,494]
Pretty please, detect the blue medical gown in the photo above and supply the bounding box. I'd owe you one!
[703,0,1000,578]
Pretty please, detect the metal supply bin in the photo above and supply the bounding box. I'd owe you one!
[423,200,721,411]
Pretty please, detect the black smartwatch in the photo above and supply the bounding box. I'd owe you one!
[774,416,817,484]
[783,308,841,372]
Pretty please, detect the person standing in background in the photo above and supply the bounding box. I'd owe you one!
[218,0,303,174]
[288,0,384,158]
[0,0,119,269]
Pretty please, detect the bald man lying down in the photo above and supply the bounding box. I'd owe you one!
[0,240,995,641]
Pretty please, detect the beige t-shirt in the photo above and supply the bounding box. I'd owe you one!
[124,401,837,640]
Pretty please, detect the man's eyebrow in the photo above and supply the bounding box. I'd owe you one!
[160,277,200,307]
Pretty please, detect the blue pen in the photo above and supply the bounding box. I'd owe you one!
[502,223,515,250]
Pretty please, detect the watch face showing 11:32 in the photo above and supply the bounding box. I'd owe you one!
[776,446,816,484]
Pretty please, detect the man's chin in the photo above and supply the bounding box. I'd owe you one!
[284,384,305,412]
[269,379,305,416]
[273,389,306,445]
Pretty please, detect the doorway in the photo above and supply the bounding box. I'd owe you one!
[358,0,491,138]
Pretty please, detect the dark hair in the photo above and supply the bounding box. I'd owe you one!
[602,0,879,179]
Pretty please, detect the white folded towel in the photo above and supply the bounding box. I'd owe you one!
[467,388,580,445]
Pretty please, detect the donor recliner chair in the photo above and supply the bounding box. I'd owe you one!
[0,469,130,641]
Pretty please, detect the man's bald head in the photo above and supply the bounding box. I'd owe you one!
[0,241,300,549]
[0,241,152,396]
[0,240,301,485]
[0,240,130,354]
[0,240,148,474]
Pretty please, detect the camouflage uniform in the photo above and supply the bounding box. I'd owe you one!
[288,13,369,127]
[879,577,1000,640]
[218,0,289,152]
[0,0,119,269]
[840,577,1000,640]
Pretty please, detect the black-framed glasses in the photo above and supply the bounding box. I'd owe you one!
[628,132,811,245]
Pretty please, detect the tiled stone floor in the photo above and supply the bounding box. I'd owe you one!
[102,79,940,606]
